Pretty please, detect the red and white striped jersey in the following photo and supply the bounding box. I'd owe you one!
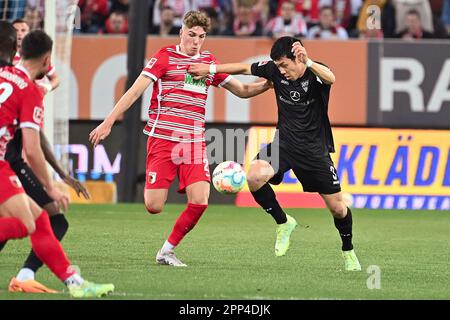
[13,52,56,77]
[141,45,231,143]
[0,65,44,161]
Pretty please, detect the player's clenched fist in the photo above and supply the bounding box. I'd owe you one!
[89,121,112,148]
[291,41,308,64]
[188,63,210,79]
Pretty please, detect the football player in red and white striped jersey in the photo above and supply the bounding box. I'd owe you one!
[90,10,272,267]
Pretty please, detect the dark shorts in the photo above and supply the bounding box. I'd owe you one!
[9,159,53,207]
[255,142,341,195]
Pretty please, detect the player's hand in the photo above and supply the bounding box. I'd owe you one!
[292,42,308,64]
[188,63,210,80]
[89,120,112,148]
[47,185,69,212]
[63,176,90,200]
[37,82,52,95]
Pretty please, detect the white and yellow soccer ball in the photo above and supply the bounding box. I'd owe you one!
[212,161,247,194]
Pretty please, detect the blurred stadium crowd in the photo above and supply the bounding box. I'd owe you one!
[1,0,449,39]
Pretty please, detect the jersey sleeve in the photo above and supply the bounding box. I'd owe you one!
[141,48,169,81]
[19,86,44,131]
[313,61,332,88]
[210,55,232,88]
[251,60,276,81]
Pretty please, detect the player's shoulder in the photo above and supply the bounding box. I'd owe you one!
[0,66,33,90]
[153,45,175,57]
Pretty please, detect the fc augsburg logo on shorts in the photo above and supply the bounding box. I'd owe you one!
[9,175,22,188]
[148,172,157,184]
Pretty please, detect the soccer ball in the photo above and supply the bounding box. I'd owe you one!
[212,161,246,194]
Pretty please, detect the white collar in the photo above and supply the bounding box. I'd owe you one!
[176,45,200,59]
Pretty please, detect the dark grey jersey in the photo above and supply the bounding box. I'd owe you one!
[251,60,335,159]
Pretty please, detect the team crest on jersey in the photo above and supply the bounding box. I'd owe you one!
[146,58,158,69]
[9,175,22,188]
[148,172,157,184]
[301,80,309,92]
[33,106,44,125]
[258,61,269,66]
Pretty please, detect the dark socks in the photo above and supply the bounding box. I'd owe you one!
[0,241,6,252]
[251,183,287,224]
[334,207,353,251]
[23,214,69,272]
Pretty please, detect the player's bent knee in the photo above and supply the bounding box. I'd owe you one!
[145,201,164,214]
[247,171,266,190]
[329,203,346,218]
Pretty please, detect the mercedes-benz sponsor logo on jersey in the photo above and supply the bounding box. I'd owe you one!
[290,91,301,102]
[301,80,309,92]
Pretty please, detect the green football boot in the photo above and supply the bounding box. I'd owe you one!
[68,281,115,298]
[342,249,362,271]
[275,214,298,257]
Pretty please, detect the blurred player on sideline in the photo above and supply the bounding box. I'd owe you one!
[90,11,272,267]
[0,19,91,294]
[188,37,361,271]
[0,25,114,297]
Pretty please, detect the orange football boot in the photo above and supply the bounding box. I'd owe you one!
[8,277,59,294]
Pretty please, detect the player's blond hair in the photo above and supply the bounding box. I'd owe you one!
[182,11,211,33]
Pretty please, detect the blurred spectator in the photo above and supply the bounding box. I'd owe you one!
[79,0,109,33]
[429,0,449,38]
[232,0,269,26]
[0,0,27,21]
[110,0,130,13]
[153,0,191,28]
[149,5,181,35]
[23,5,43,30]
[265,0,308,38]
[224,0,263,36]
[192,0,221,12]
[200,7,221,35]
[395,8,434,39]
[307,5,349,38]
[319,0,363,31]
[100,10,128,34]
[392,0,433,34]
[274,0,321,25]
[443,0,450,35]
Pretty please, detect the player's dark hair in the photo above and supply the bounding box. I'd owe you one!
[21,30,53,60]
[270,36,303,62]
[12,18,29,27]
[406,9,421,19]
[0,21,17,63]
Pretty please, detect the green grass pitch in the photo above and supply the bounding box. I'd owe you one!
[0,204,449,300]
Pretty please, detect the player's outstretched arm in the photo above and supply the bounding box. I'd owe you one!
[291,42,335,85]
[222,78,273,98]
[188,63,252,79]
[40,130,90,200]
[22,128,69,211]
[89,75,153,147]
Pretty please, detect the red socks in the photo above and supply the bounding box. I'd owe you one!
[168,203,208,247]
[30,211,75,282]
[0,217,28,242]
